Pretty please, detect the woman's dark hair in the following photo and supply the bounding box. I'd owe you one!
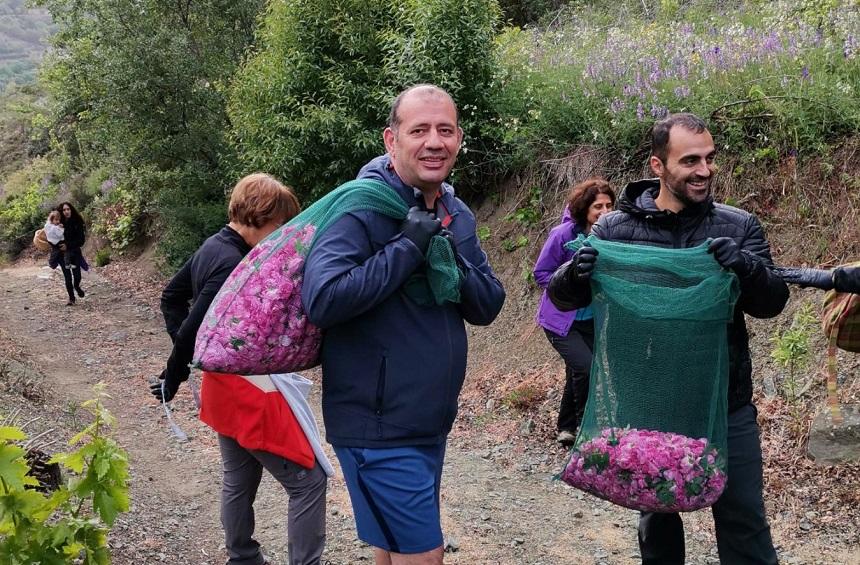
[567,178,616,227]
[57,202,85,227]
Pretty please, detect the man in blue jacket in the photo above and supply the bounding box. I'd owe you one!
[302,84,505,564]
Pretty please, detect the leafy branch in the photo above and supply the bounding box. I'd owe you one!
[0,383,130,564]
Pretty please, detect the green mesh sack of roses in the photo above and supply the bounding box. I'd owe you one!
[194,179,462,376]
[560,235,740,512]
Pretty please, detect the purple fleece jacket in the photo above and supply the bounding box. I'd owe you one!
[533,208,582,336]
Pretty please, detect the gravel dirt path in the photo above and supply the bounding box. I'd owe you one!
[1,262,857,564]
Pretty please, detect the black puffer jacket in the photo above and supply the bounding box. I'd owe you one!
[549,179,789,412]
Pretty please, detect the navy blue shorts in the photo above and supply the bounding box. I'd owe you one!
[333,443,446,554]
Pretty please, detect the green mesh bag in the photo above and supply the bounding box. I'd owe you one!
[560,235,740,512]
[194,179,461,375]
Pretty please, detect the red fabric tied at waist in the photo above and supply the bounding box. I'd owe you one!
[199,371,315,469]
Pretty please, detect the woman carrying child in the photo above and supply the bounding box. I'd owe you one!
[55,202,87,305]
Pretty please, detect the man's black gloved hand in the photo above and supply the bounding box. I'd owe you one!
[833,266,860,294]
[773,267,834,290]
[567,245,599,283]
[150,369,180,402]
[401,206,441,254]
[708,237,753,277]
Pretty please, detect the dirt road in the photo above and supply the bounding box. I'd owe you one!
[0,263,855,564]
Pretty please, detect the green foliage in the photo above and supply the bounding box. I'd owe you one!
[505,185,542,226]
[522,265,536,285]
[229,0,502,203]
[501,234,529,251]
[89,166,167,251]
[0,84,51,180]
[93,248,111,267]
[503,383,543,410]
[0,384,130,563]
[477,225,492,241]
[0,157,59,255]
[156,165,228,272]
[770,302,818,402]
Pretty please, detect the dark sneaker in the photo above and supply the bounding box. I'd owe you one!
[66,299,76,306]
[75,287,85,298]
[556,430,576,447]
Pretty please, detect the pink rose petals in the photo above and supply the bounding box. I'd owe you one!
[561,427,727,512]
[194,224,321,375]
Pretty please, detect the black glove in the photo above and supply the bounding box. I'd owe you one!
[773,267,834,290]
[833,266,859,294]
[708,237,753,277]
[401,206,441,254]
[150,369,180,402]
[567,245,599,282]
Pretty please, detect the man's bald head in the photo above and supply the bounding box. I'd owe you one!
[388,84,460,132]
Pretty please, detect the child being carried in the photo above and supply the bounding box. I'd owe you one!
[44,211,72,269]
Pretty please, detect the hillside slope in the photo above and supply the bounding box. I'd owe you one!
[0,0,53,88]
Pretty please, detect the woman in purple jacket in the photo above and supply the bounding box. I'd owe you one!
[533,178,615,446]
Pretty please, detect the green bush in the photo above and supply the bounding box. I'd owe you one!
[503,383,543,410]
[228,0,502,203]
[0,157,59,255]
[155,163,228,273]
[90,167,160,251]
[94,247,111,267]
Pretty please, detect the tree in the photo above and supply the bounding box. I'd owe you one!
[34,0,265,268]
[229,0,502,202]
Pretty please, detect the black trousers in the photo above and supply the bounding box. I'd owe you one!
[543,320,594,433]
[638,403,777,564]
[59,263,82,301]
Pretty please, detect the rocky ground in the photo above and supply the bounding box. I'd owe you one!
[0,259,858,564]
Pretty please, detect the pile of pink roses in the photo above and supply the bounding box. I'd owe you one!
[561,427,727,512]
[194,224,322,375]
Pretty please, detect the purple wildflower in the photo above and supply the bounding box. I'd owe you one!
[673,85,691,98]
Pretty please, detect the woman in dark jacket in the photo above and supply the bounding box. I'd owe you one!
[153,173,327,565]
[56,202,87,305]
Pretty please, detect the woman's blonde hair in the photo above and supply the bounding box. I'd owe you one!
[228,173,301,228]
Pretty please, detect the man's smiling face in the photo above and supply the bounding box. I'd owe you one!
[383,90,463,193]
[652,126,717,212]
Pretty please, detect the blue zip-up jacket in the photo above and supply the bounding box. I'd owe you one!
[301,155,505,448]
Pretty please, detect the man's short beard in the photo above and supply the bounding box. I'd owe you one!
[664,174,711,207]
